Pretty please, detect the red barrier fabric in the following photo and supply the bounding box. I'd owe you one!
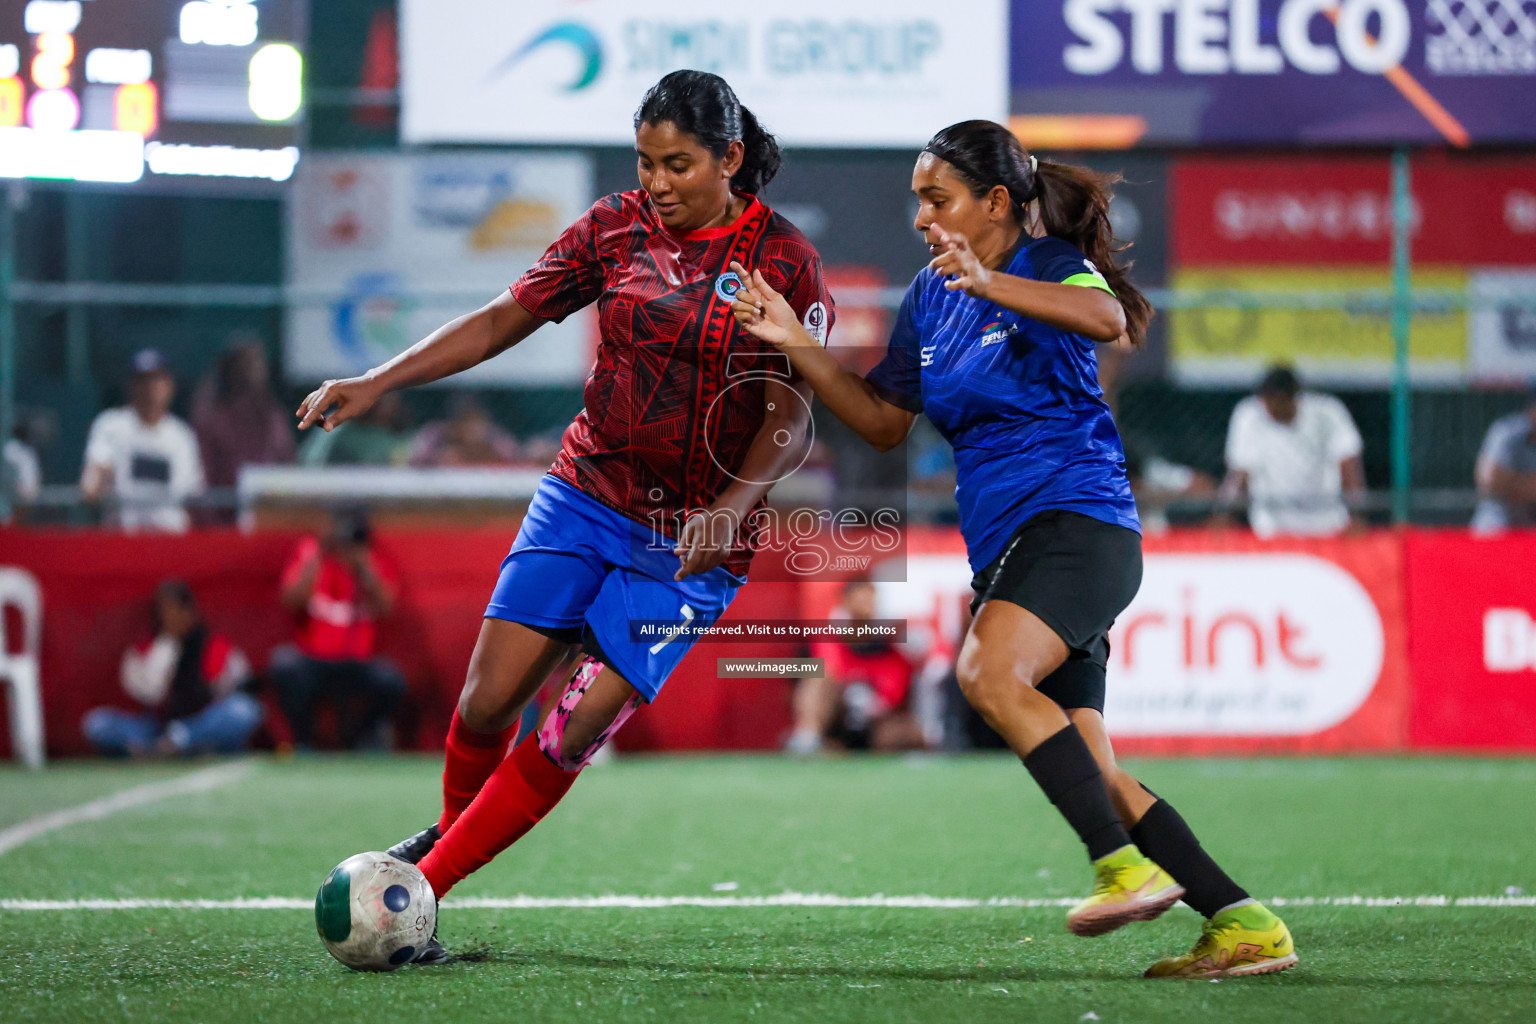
[7,526,1533,758]
[1405,531,1536,751]
[0,527,515,758]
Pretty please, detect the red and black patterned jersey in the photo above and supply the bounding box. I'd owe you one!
[511,189,834,576]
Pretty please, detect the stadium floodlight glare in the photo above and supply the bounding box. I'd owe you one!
[86,48,153,86]
[0,126,145,182]
[23,0,82,35]
[247,43,301,121]
[144,141,299,181]
[114,81,159,136]
[26,87,79,132]
[0,78,22,128]
[179,1,259,47]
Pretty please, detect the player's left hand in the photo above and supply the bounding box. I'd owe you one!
[928,226,992,297]
[728,262,809,349]
[673,506,740,581]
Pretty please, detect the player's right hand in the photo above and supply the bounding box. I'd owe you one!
[728,261,806,350]
[297,376,383,432]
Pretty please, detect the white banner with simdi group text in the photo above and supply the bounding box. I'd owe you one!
[399,0,1007,147]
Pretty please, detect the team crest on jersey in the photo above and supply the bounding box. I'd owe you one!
[979,318,1019,347]
[802,302,829,346]
[714,272,743,304]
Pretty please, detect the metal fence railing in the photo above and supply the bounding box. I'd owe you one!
[2,278,1533,531]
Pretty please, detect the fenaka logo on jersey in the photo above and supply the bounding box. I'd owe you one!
[979,318,1018,347]
[714,271,743,304]
[488,22,604,91]
[802,301,829,345]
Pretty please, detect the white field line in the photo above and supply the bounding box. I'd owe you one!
[0,761,254,857]
[2,893,1534,912]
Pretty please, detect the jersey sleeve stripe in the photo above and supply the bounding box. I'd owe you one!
[1060,272,1115,295]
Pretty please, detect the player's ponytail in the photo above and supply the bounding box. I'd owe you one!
[634,70,782,196]
[923,120,1152,347]
[733,105,782,196]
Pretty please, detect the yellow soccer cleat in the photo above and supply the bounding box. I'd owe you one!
[1066,845,1186,937]
[1144,901,1298,979]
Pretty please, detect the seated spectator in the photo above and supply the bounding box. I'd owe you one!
[192,335,296,491]
[1123,437,1217,534]
[5,420,41,504]
[1220,365,1364,537]
[1472,393,1536,533]
[408,393,519,467]
[82,580,262,757]
[786,580,925,754]
[81,349,205,532]
[299,391,412,467]
[270,507,407,750]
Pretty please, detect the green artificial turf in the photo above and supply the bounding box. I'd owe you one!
[2,754,1534,1023]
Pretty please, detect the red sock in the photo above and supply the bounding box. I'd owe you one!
[420,733,579,898]
[436,710,516,834]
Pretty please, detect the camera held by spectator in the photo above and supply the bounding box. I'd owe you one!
[269,506,408,751]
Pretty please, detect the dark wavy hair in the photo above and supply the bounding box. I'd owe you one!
[922,120,1153,346]
[634,70,782,196]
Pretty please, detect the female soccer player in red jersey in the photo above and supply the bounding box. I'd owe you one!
[297,71,833,963]
[729,120,1296,979]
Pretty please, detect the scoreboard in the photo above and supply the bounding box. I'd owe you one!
[0,0,305,185]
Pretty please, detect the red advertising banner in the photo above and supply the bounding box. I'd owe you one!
[794,528,1411,756]
[1405,531,1536,751]
[1172,154,1536,267]
[1113,531,1409,756]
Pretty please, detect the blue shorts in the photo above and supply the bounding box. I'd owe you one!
[486,476,743,702]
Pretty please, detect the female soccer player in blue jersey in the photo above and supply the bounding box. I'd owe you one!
[729,120,1296,980]
[298,71,832,963]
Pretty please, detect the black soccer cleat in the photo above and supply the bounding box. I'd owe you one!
[386,823,441,865]
[411,931,450,966]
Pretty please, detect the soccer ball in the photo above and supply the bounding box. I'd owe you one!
[314,852,437,971]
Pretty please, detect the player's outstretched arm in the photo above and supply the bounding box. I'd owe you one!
[296,291,544,432]
[928,227,1126,344]
[729,263,915,453]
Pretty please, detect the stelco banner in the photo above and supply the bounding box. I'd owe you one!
[285,151,594,386]
[399,0,1007,146]
[1012,1,1536,146]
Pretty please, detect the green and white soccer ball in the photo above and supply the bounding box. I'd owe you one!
[315,851,437,971]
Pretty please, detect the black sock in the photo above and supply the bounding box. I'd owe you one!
[1022,725,1132,862]
[1129,799,1250,918]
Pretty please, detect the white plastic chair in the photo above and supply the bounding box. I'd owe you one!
[0,567,44,769]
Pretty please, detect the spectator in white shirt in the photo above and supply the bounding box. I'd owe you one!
[1472,394,1536,533]
[1220,365,1365,538]
[4,426,41,503]
[81,349,205,533]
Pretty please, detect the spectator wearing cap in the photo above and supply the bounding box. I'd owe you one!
[1472,393,1536,533]
[1220,365,1365,538]
[191,335,296,494]
[269,507,407,750]
[81,349,206,533]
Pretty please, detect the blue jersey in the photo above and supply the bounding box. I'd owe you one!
[866,235,1140,572]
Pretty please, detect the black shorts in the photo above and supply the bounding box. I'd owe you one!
[968,509,1143,713]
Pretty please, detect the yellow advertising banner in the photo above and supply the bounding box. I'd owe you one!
[1169,266,1467,384]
